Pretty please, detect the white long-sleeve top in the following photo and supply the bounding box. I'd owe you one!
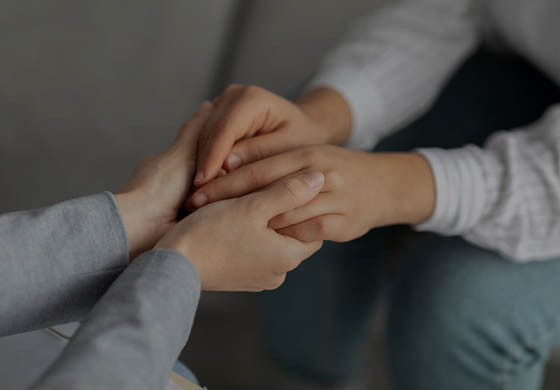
[310,0,560,262]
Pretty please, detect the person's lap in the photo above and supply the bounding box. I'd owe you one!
[389,233,560,390]
[260,46,560,387]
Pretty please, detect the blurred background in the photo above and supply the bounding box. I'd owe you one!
[1,1,560,389]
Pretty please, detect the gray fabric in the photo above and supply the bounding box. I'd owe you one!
[33,249,201,390]
[0,192,201,389]
[0,192,129,336]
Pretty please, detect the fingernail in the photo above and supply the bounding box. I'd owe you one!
[194,171,205,185]
[192,193,208,207]
[301,172,324,189]
[197,100,212,114]
[226,153,241,170]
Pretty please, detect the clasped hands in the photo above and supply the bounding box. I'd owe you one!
[116,86,436,292]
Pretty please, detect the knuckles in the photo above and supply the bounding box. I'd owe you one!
[247,165,266,188]
[297,145,321,164]
[245,194,268,217]
[213,117,231,135]
[221,83,264,100]
[296,144,332,166]
[281,180,299,201]
[241,84,264,99]
[222,83,242,95]
[326,170,344,189]
[248,139,271,161]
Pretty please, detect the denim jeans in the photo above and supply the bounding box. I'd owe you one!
[260,47,560,389]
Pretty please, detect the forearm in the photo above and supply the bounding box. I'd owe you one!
[0,192,129,336]
[32,249,200,390]
[366,152,436,228]
[308,0,479,150]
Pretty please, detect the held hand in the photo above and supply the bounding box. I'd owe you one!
[191,145,436,243]
[193,85,352,186]
[115,102,212,259]
[155,172,325,291]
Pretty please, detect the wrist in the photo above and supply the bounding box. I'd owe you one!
[115,190,168,260]
[369,153,436,227]
[154,221,193,257]
[401,153,436,225]
[296,87,352,145]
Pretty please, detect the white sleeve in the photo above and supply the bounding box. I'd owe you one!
[417,105,560,262]
[308,0,480,150]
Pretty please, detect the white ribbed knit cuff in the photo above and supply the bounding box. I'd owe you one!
[307,68,384,151]
[415,146,488,235]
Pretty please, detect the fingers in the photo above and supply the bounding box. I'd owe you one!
[268,193,338,230]
[191,150,306,208]
[246,171,324,220]
[277,215,345,242]
[194,85,295,186]
[195,106,245,185]
[224,131,297,171]
[194,85,268,185]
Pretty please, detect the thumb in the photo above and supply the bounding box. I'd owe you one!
[247,171,324,220]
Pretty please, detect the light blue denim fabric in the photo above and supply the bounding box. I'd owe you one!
[388,234,560,390]
[262,230,560,390]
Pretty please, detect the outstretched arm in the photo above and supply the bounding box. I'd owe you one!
[0,192,129,336]
[192,0,480,187]
[33,171,325,390]
[194,106,560,262]
[31,249,201,390]
[0,101,211,336]
[309,0,480,150]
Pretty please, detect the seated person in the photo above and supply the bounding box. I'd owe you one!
[187,0,560,388]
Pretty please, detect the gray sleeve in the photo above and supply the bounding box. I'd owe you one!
[32,249,201,390]
[0,192,129,336]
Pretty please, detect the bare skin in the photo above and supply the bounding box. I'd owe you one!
[192,85,436,242]
[114,101,324,291]
[156,172,325,291]
[193,145,435,243]
[115,101,213,259]
[194,85,352,186]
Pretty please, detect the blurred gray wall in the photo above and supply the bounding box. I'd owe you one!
[227,0,378,95]
[0,0,234,210]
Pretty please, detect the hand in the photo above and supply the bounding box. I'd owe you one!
[155,172,325,291]
[115,101,212,259]
[193,85,352,186]
[191,145,436,243]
